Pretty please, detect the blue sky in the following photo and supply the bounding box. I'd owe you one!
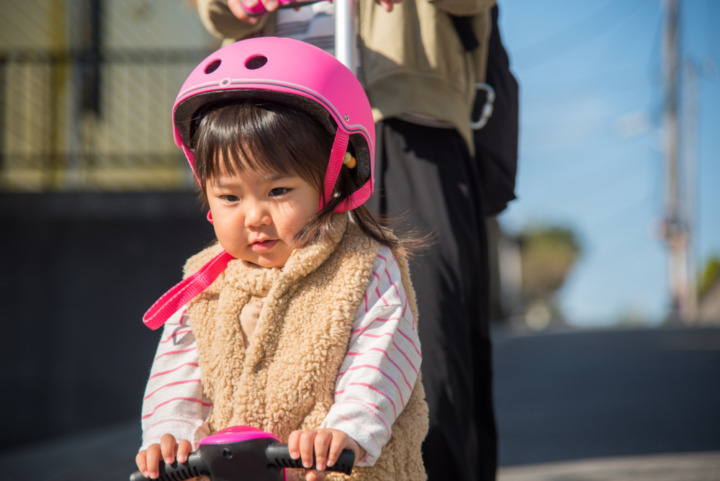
[497,0,720,326]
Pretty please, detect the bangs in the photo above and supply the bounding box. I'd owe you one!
[192,101,333,191]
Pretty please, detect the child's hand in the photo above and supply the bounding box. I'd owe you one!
[287,428,365,481]
[135,434,194,480]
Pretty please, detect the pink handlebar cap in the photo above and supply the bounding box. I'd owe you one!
[199,425,280,446]
[172,36,375,211]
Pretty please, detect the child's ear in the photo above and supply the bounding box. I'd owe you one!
[207,210,214,224]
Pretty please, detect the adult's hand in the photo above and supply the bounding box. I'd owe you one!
[227,0,278,24]
[226,0,402,25]
[376,0,402,12]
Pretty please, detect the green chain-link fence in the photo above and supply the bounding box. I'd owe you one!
[0,0,217,191]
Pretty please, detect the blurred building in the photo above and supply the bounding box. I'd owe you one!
[0,0,217,192]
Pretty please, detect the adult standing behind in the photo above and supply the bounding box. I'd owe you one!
[194,1,498,480]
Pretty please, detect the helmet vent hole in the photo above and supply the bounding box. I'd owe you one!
[205,59,221,74]
[245,55,268,70]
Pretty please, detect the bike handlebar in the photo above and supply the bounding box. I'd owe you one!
[129,427,354,481]
[265,443,354,473]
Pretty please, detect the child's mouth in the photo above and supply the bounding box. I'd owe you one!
[251,239,278,252]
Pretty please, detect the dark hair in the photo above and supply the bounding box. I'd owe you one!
[190,100,413,255]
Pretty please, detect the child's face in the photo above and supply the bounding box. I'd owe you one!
[206,163,321,268]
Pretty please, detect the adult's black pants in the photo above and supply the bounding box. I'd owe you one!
[367,118,498,481]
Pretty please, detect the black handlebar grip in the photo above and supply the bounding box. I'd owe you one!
[264,444,355,475]
[129,451,209,481]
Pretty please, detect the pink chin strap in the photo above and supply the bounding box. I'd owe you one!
[143,250,234,330]
[323,129,349,208]
[323,127,371,211]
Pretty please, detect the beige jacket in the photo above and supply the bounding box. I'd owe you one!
[197,0,495,151]
[184,216,429,480]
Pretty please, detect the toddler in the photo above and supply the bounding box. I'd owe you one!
[135,37,428,481]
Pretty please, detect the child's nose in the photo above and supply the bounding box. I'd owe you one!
[244,201,270,227]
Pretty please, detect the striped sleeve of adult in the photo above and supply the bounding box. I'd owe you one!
[140,306,213,451]
[321,246,421,467]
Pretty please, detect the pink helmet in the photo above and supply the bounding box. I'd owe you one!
[172,36,375,212]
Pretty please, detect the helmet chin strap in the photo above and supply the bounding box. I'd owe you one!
[143,249,235,330]
[323,129,350,211]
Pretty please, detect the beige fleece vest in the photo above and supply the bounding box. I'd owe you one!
[184,216,428,480]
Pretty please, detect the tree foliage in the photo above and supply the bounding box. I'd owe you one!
[520,225,581,304]
[698,256,720,299]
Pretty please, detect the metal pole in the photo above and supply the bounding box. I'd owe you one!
[334,0,356,73]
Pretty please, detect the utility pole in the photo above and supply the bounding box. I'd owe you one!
[662,0,692,323]
[681,59,699,322]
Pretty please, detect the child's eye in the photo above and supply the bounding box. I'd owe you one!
[220,194,239,202]
[269,187,290,197]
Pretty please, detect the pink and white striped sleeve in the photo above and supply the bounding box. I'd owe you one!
[321,246,421,466]
[140,306,213,451]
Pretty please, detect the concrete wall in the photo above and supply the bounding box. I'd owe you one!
[0,193,215,448]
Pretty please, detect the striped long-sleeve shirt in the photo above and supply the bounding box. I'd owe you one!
[140,246,420,466]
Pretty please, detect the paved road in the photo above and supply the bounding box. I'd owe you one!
[1,326,718,480]
[498,451,720,481]
[493,325,720,480]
